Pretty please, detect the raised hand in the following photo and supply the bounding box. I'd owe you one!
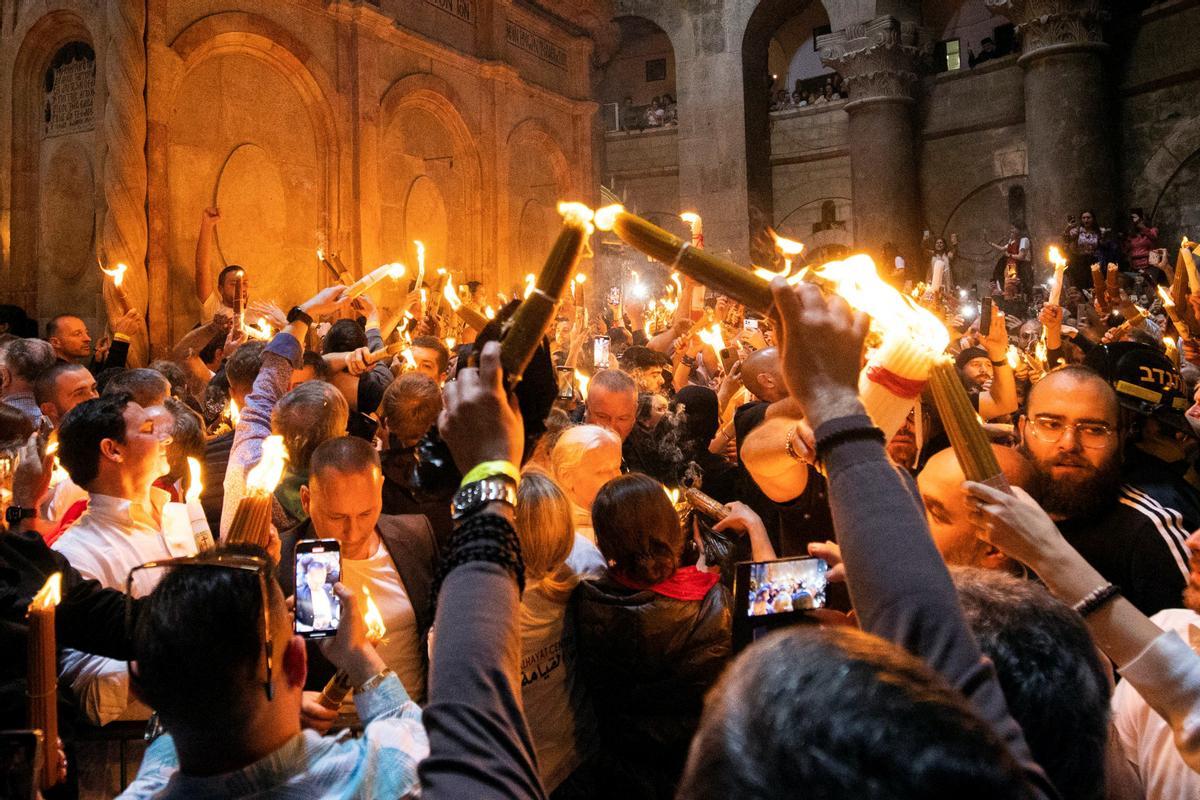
[438,340,524,471]
[300,285,351,319]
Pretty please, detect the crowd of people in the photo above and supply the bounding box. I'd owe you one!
[2,199,1200,800]
[769,74,846,112]
[618,94,678,131]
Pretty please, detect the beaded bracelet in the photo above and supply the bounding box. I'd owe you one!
[1071,582,1120,618]
[430,512,526,615]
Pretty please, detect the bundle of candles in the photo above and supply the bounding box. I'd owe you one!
[442,282,489,331]
[185,457,215,552]
[347,263,406,300]
[684,487,729,522]
[928,359,1009,489]
[27,573,63,790]
[1158,285,1191,340]
[100,262,130,313]
[317,250,354,287]
[317,586,387,709]
[1047,247,1068,306]
[226,436,288,548]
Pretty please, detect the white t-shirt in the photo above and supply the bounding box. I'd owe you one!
[1112,608,1200,800]
[519,535,604,790]
[342,540,426,704]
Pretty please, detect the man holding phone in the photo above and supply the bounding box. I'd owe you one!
[279,436,438,711]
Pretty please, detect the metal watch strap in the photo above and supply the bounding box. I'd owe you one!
[452,476,518,520]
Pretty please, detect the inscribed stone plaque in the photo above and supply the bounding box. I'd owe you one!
[425,0,473,23]
[506,21,567,69]
[44,48,96,137]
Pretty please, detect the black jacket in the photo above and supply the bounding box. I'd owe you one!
[573,573,731,799]
[279,514,439,691]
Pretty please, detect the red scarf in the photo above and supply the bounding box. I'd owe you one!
[611,565,720,601]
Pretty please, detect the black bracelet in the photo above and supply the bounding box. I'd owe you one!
[1071,582,1120,618]
[429,512,526,616]
[991,359,1007,367]
[814,422,886,465]
[680,355,696,368]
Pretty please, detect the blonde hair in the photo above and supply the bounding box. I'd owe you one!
[550,424,621,484]
[515,471,576,599]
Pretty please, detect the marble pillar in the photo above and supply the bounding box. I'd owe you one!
[820,17,927,266]
[986,0,1112,274]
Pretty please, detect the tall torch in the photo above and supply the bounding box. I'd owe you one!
[317,586,386,710]
[597,205,774,313]
[226,436,288,549]
[499,203,591,388]
[27,573,63,791]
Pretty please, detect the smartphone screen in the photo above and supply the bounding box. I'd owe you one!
[593,336,610,367]
[607,286,622,306]
[556,366,575,400]
[743,318,759,332]
[294,539,342,639]
[979,296,993,336]
[743,556,828,617]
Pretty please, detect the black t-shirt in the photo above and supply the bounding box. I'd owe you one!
[1056,489,1189,617]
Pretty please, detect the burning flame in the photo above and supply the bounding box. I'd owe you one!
[362,586,387,644]
[594,204,624,232]
[245,319,274,341]
[402,348,418,370]
[575,369,589,400]
[101,263,127,288]
[245,435,288,494]
[1006,345,1020,370]
[1048,246,1067,270]
[524,273,536,299]
[771,230,805,258]
[228,399,240,427]
[31,573,62,610]
[186,457,203,504]
[414,241,426,276]
[386,262,406,280]
[558,201,597,236]
[316,248,324,261]
[810,254,950,352]
[680,211,701,230]
[1035,339,1048,367]
[575,273,587,285]
[1158,285,1177,309]
[485,305,496,320]
[664,486,682,506]
[445,337,456,349]
[443,281,462,311]
[697,324,726,353]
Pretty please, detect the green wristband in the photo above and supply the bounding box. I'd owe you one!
[460,460,520,489]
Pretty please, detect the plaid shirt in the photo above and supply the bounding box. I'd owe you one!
[117,674,427,799]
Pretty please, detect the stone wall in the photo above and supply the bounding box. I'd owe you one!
[1,0,597,356]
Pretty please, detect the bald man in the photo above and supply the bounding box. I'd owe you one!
[740,347,787,404]
[916,445,1037,572]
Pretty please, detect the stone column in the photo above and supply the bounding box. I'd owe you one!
[986,0,1112,272]
[820,17,927,265]
[102,0,149,363]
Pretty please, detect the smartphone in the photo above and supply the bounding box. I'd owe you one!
[556,366,575,400]
[743,318,759,332]
[732,556,829,651]
[294,539,342,639]
[593,335,610,367]
[607,286,622,306]
[980,296,993,336]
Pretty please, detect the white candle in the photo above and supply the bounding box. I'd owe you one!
[347,263,405,300]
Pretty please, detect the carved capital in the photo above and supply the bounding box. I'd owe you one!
[818,17,930,105]
[984,0,1108,57]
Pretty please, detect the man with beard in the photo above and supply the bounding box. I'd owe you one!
[1020,366,1187,615]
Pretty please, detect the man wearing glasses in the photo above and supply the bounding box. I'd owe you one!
[1019,365,1187,616]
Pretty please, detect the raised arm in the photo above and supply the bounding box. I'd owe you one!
[194,207,220,304]
[977,304,1018,420]
[770,279,1055,799]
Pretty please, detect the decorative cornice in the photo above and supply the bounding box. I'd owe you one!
[984,0,1108,59]
[818,16,930,105]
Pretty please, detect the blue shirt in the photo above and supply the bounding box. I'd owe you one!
[117,674,427,799]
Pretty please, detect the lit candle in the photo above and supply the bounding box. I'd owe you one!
[680,211,703,248]
[100,262,130,313]
[597,205,773,312]
[316,250,349,286]
[574,369,589,400]
[1183,238,1200,294]
[185,457,214,552]
[346,263,405,300]
[1047,246,1068,306]
[1166,336,1181,371]
[1091,262,1108,313]
[771,230,805,278]
[27,573,63,791]
[1158,286,1191,339]
[442,282,488,331]
[318,586,386,710]
[227,436,288,549]
[330,253,355,287]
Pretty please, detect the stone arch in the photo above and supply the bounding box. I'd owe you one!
[504,117,574,290]
[159,14,342,333]
[1132,112,1200,225]
[940,174,1029,285]
[378,73,483,279]
[7,9,99,325]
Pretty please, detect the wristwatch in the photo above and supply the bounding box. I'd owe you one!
[451,476,517,521]
[5,506,36,526]
[286,306,313,326]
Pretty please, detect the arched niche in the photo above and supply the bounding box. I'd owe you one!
[378,76,482,283]
[164,30,336,331]
[940,175,1029,290]
[8,13,99,330]
[505,118,571,292]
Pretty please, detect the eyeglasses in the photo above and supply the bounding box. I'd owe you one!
[125,553,275,701]
[1026,416,1115,449]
